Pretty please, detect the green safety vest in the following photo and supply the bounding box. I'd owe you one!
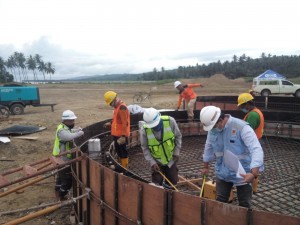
[144,116,175,165]
[52,123,72,159]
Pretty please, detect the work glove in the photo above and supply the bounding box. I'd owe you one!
[151,163,160,172]
[117,136,126,145]
[103,122,111,129]
[173,155,179,163]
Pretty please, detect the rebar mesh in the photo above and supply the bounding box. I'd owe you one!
[127,135,300,217]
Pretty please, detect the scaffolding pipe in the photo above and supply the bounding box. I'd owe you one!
[0,166,69,198]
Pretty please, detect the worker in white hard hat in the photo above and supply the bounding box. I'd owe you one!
[53,110,84,201]
[200,105,264,208]
[103,91,130,169]
[140,107,182,189]
[174,80,204,121]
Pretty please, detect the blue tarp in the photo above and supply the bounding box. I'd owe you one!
[255,69,286,80]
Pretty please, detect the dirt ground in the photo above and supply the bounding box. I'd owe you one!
[0,74,251,224]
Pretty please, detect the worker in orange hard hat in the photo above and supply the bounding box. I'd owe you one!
[174,80,204,121]
[237,92,265,194]
[103,91,130,169]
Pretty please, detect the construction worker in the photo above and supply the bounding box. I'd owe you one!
[238,92,265,193]
[53,110,84,201]
[103,91,130,169]
[237,93,264,140]
[140,107,182,189]
[200,106,264,208]
[174,80,204,121]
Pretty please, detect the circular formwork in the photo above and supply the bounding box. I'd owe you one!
[74,97,300,224]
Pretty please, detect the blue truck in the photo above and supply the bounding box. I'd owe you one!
[0,84,56,115]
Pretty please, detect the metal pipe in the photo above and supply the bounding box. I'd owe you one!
[0,156,85,189]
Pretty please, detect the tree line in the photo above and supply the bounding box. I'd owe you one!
[1,52,300,83]
[0,52,55,83]
[136,53,300,81]
[78,53,300,82]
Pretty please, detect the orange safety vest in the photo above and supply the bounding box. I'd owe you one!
[111,103,130,137]
[244,108,264,139]
[177,84,201,108]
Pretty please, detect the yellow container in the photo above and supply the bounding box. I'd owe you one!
[203,180,234,202]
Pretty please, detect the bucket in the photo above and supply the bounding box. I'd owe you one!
[88,138,101,159]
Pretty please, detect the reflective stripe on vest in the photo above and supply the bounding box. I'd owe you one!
[52,123,72,158]
[244,108,264,139]
[144,116,175,165]
[111,103,130,137]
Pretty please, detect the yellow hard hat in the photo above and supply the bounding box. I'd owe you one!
[104,91,117,105]
[237,93,254,106]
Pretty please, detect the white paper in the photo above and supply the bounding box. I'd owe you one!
[223,150,246,179]
[0,136,11,143]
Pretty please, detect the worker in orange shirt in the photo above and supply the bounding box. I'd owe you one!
[237,92,265,193]
[174,81,204,121]
[103,91,130,169]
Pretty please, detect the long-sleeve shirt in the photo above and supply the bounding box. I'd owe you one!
[177,84,201,108]
[203,116,264,181]
[57,128,84,161]
[140,116,182,167]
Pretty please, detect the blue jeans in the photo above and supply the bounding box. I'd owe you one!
[216,178,252,208]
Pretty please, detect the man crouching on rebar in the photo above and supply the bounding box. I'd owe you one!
[140,108,182,190]
[52,110,84,201]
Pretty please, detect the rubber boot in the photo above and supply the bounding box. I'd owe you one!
[252,176,259,194]
[120,158,128,169]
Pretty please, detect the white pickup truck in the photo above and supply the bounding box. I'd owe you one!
[252,79,300,97]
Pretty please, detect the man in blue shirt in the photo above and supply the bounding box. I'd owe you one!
[200,106,264,208]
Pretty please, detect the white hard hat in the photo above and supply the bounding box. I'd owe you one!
[200,106,221,131]
[143,107,161,128]
[174,81,181,88]
[62,110,77,120]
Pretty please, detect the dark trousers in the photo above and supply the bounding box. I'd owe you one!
[216,178,252,208]
[152,163,178,186]
[55,167,72,198]
[113,136,128,158]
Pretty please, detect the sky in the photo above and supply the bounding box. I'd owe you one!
[0,0,299,80]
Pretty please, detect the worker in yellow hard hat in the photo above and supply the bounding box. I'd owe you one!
[237,93,264,140]
[237,92,265,193]
[103,91,130,169]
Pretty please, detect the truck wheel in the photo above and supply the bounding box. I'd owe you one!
[261,89,270,97]
[10,104,24,115]
[295,90,300,98]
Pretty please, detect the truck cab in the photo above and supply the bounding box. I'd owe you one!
[252,79,300,97]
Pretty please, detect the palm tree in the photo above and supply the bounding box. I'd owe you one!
[35,54,46,81]
[26,55,38,82]
[0,56,7,83]
[45,62,55,81]
[14,52,28,82]
[6,56,18,82]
